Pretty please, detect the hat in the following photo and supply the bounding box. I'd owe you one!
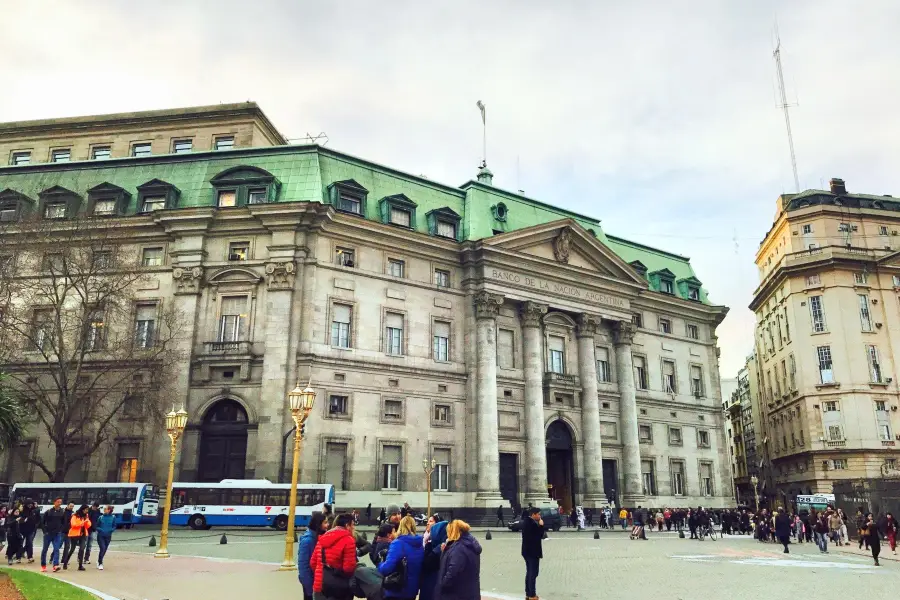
[387,503,401,516]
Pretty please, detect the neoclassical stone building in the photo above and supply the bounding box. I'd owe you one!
[0,104,731,513]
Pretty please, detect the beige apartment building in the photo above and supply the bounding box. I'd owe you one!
[751,178,900,502]
[0,103,732,517]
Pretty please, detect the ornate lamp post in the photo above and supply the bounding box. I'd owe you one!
[750,475,760,511]
[155,407,188,559]
[423,458,436,517]
[279,382,316,571]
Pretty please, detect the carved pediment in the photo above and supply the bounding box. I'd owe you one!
[208,267,263,286]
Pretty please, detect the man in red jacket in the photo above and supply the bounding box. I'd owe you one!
[310,513,357,600]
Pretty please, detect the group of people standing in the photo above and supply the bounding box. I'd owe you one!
[0,498,117,572]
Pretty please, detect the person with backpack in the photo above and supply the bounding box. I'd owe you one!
[309,513,357,600]
[378,515,424,600]
[62,505,92,571]
[94,506,117,571]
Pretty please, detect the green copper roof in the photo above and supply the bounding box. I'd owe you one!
[0,144,713,304]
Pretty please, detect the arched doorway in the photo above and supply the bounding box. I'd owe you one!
[198,400,249,482]
[546,420,576,513]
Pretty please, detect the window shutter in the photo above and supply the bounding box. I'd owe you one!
[383,445,401,465]
[549,336,565,352]
[333,304,351,324]
[221,296,247,315]
[386,313,403,330]
[434,321,450,338]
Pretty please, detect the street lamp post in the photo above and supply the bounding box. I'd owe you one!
[155,407,189,559]
[750,475,760,511]
[423,458,436,517]
[279,382,316,571]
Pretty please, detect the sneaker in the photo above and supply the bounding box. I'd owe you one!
[27,559,34,564]
[63,563,68,570]
[78,566,85,571]
[98,565,103,571]
[84,560,90,564]
[53,566,61,573]
[41,566,47,573]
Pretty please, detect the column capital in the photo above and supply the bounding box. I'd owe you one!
[576,313,601,338]
[265,261,296,290]
[473,291,505,320]
[612,320,636,346]
[520,301,548,328]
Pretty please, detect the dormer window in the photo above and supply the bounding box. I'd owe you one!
[661,280,674,294]
[426,207,461,241]
[378,194,417,229]
[648,268,676,296]
[44,203,66,219]
[677,276,704,302]
[0,189,34,222]
[94,199,117,215]
[630,260,648,279]
[38,186,81,220]
[136,179,180,214]
[86,183,130,217]
[0,203,16,222]
[437,220,457,238]
[211,166,279,208]
[142,196,166,212]
[327,180,368,217]
[491,202,509,222]
[688,288,700,301]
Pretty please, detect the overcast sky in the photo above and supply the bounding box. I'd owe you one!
[3,0,899,377]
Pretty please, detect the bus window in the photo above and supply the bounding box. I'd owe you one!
[64,489,86,505]
[106,487,137,505]
[195,489,222,505]
[266,490,288,506]
[223,489,247,506]
[171,489,187,509]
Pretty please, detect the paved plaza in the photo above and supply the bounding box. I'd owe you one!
[7,529,900,600]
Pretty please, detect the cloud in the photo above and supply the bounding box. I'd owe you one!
[2,0,899,376]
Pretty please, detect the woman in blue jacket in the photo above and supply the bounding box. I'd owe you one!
[297,511,328,600]
[94,506,117,570]
[378,515,424,600]
[419,517,448,600]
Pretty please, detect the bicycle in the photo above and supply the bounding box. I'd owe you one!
[697,524,717,541]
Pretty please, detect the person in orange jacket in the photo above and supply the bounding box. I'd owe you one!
[62,505,92,571]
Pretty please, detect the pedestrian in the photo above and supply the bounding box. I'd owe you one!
[419,517,448,600]
[62,504,92,571]
[655,510,664,532]
[298,511,328,600]
[520,507,544,600]
[866,514,881,566]
[18,501,39,563]
[386,504,402,531]
[84,502,101,565]
[619,507,628,530]
[94,506,116,571]
[434,520,480,600]
[688,509,698,540]
[885,512,898,554]
[496,505,504,528]
[774,507,792,553]
[378,515,424,600]
[813,513,828,553]
[576,506,586,531]
[0,506,6,555]
[352,509,359,527]
[5,509,23,565]
[40,497,66,572]
[838,508,849,545]
[379,507,387,525]
[369,524,394,566]
[365,503,372,524]
[309,513,358,600]
[857,509,868,550]
[828,510,844,546]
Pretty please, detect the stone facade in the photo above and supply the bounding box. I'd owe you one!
[0,104,732,513]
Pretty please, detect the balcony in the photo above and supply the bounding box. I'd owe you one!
[544,372,580,389]
[825,440,846,448]
[203,341,252,355]
[883,440,896,447]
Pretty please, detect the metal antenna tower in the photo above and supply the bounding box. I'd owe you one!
[773,23,800,192]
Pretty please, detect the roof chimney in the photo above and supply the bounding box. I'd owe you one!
[476,164,493,185]
[829,178,847,195]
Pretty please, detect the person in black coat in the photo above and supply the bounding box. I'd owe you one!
[18,501,40,563]
[5,509,23,565]
[774,508,793,553]
[521,507,544,600]
[435,520,481,600]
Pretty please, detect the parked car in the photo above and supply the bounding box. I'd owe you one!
[507,507,562,532]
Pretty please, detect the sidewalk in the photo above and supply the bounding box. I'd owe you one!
[834,541,900,563]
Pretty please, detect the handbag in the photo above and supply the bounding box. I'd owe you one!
[321,547,352,597]
[382,556,407,592]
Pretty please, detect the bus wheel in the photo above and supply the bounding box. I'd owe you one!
[274,515,288,531]
[189,514,207,530]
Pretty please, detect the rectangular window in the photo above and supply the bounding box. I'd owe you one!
[880,423,892,442]
[338,193,362,214]
[876,400,887,412]
[823,401,838,412]
[331,304,352,348]
[328,395,348,416]
[248,188,268,204]
[11,151,31,165]
[596,347,611,382]
[228,242,250,261]
[433,404,451,424]
[141,196,166,213]
[390,207,411,227]
[659,318,671,334]
[859,295,873,331]
[690,365,702,397]
[661,279,674,294]
[433,449,450,491]
[0,204,16,222]
[385,313,404,355]
[217,190,237,208]
[688,288,700,301]
[789,354,797,390]
[855,272,869,285]
[383,399,403,421]
[131,143,152,157]
[335,247,355,267]
[632,313,643,328]
[698,430,710,447]
[833,459,847,470]
[215,136,235,151]
[867,345,883,383]
[141,247,163,267]
[663,360,677,394]
[671,461,686,496]
[116,443,140,483]
[880,225,889,235]
[94,198,117,216]
[633,355,648,390]
[809,296,826,333]
[134,303,157,349]
[497,329,514,369]
[894,275,900,287]
[780,360,788,395]
[669,427,683,445]
[382,445,401,490]
[802,224,812,234]
[687,324,699,339]
[638,424,652,442]
[838,222,851,233]
[434,269,450,288]
[433,321,450,362]
[51,149,71,163]
[86,309,106,351]
[437,220,457,239]
[325,443,347,491]
[44,203,66,219]
[173,139,192,154]
[92,250,112,270]
[548,336,565,374]
[387,259,405,277]
[806,274,821,286]
[827,424,843,441]
[218,296,248,342]
[91,146,111,160]
[784,308,791,341]
[817,346,834,384]
[31,309,53,351]
[700,463,713,496]
[641,460,656,496]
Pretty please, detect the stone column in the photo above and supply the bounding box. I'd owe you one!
[474,291,505,504]
[577,314,605,506]
[521,301,549,504]
[613,320,644,506]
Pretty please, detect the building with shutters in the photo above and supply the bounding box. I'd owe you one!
[0,103,731,515]
[751,178,900,504]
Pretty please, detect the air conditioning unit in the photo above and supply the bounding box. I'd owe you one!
[852,226,859,232]
[895,434,900,441]
[228,254,244,261]
[893,231,899,235]
[792,231,798,235]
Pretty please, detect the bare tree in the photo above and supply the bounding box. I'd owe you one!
[0,216,184,482]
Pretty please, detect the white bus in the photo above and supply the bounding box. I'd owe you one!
[168,479,334,530]
[11,482,159,526]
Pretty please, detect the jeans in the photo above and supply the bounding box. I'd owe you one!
[84,531,95,561]
[40,533,63,567]
[96,533,111,566]
[621,519,627,529]
[524,556,540,598]
[815,532,828,553]
[64,536,86,567]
